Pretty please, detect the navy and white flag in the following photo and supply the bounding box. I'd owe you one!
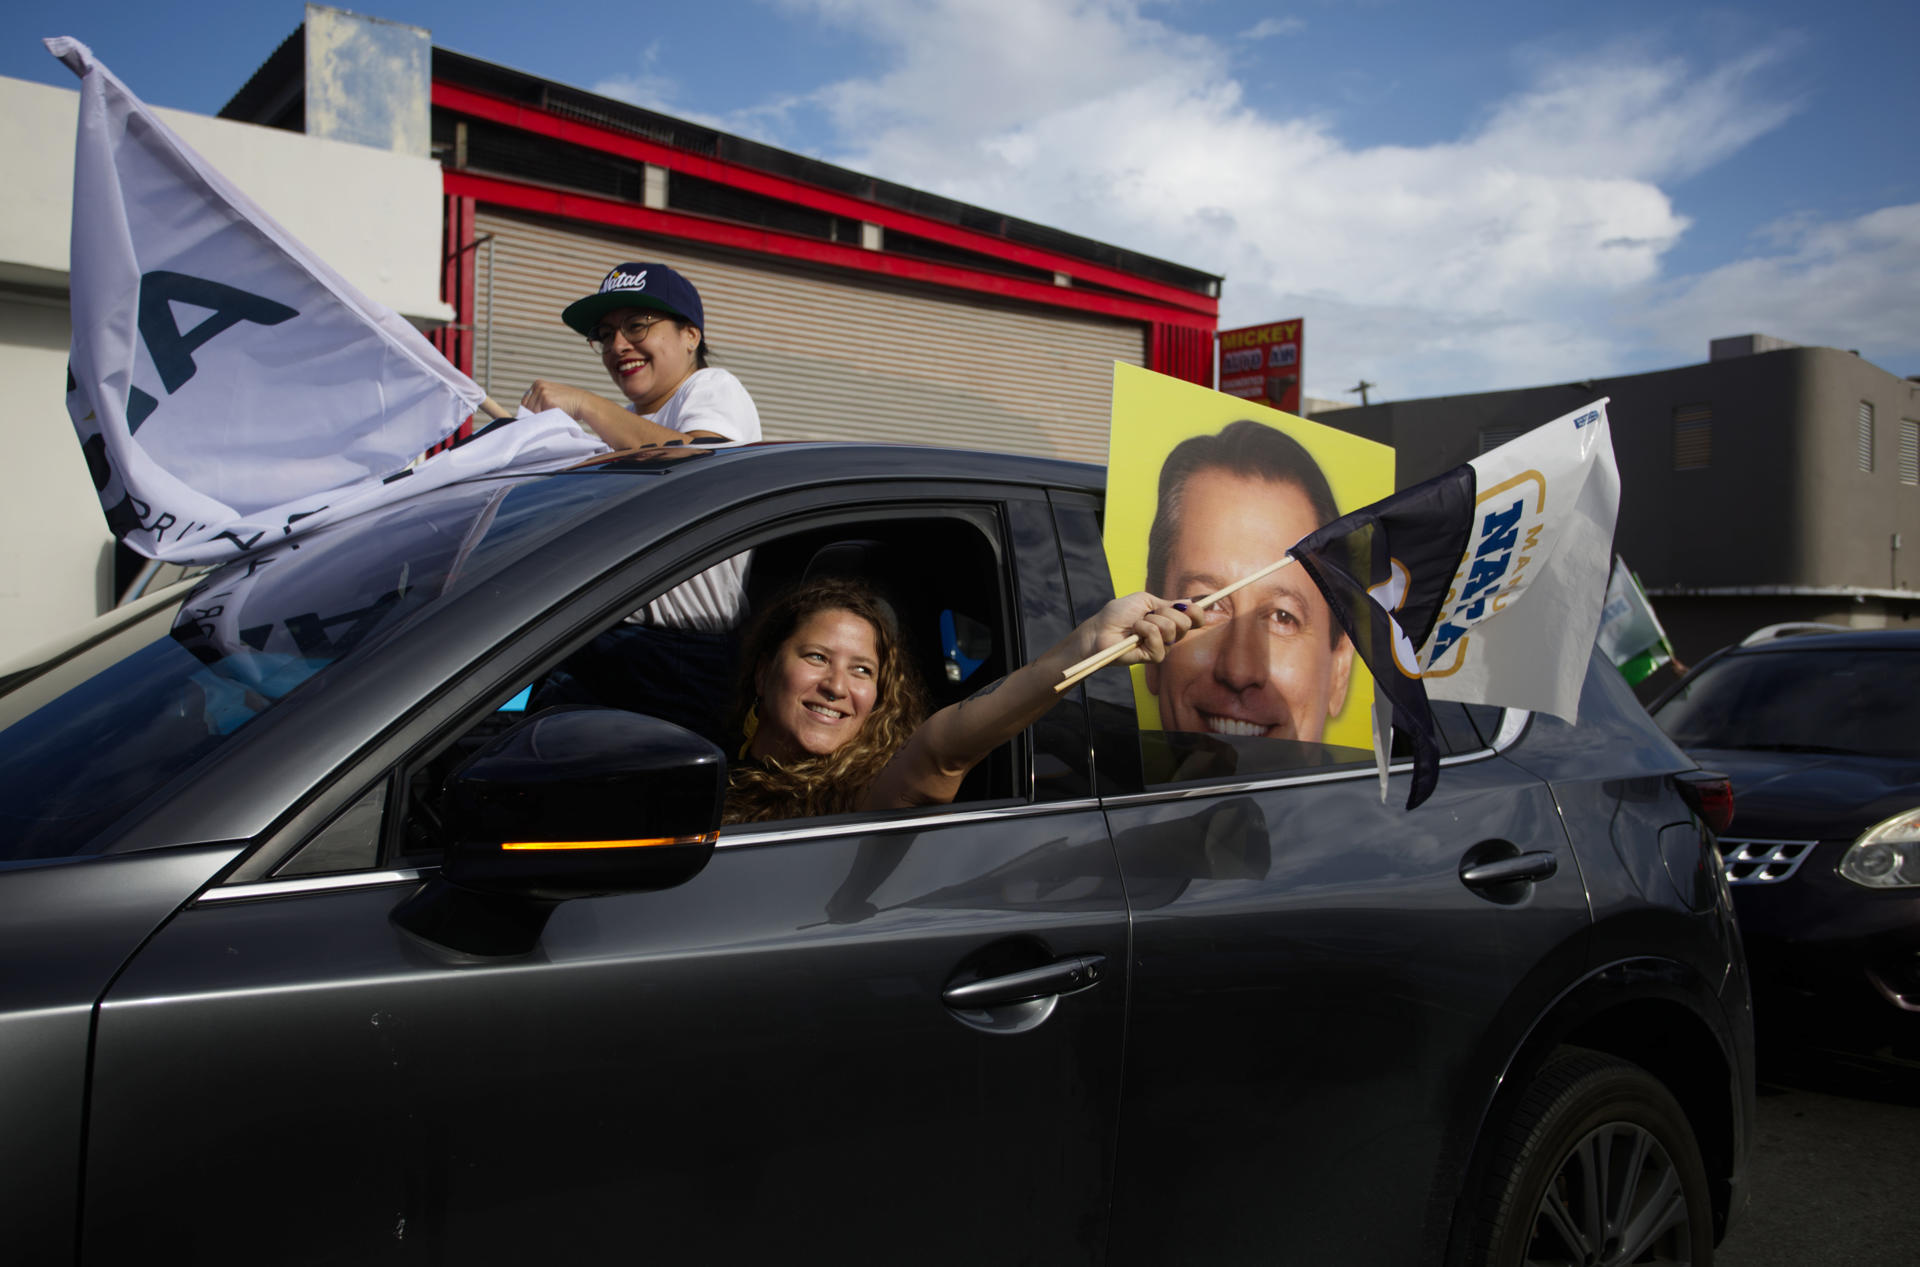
[1289,464,1476,809]
[1288,400,1618,809]
[49,37,599,564]
[1420,400,1619,720]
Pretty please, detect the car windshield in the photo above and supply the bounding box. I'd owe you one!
[1654,646,1920,759]
[0,473,629,863]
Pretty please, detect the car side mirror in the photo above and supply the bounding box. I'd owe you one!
[393,707,726,955]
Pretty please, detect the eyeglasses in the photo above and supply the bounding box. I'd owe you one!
[587,314,668,355]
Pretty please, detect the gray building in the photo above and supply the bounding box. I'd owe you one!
[1312,336,1920,668]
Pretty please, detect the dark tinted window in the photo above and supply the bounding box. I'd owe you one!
[1137,701,1492,789]
[0,475,630,862]
[1141,731,1372,786]
[1655,647,1920,758]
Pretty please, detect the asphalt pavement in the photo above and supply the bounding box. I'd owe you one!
[1715,1047,1920,1266]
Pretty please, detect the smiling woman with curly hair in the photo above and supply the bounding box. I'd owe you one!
[725,579,927,823]
[723,577,1195,825]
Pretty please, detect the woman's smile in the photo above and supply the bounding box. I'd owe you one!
[753,609,881,760]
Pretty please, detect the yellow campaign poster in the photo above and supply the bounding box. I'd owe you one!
[1103,362,1395,752]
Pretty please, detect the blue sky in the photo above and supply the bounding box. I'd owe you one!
[7,0,1917,401]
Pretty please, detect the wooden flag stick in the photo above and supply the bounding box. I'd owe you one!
[479,395,515,421]
[1052,554,1299,694]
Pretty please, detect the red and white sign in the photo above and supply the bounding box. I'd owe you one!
[1217,319,1303,415]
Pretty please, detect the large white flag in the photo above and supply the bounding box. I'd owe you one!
[1418,400,1619,721]
[1287,399,1617,808]
[49,37,600,564]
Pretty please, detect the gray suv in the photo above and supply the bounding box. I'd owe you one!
[0,443,1752,1265]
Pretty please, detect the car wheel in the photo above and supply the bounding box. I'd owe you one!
[1461,1047,1714,1267]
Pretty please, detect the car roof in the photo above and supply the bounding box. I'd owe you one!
[615,440,1103,488]
[1726,627,1920,655]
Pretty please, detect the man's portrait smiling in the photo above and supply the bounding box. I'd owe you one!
[1144,421,1354,744]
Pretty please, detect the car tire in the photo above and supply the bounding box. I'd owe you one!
[1459,1047,1714,1267]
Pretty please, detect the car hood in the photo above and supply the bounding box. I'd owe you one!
[1686,746,1920,840]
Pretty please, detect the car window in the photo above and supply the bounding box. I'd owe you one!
[390,506,1019,861]
[275,781,387,877]
[1136,699,1496,790]
[0,476,631,863]
[1655,646,1920,758]
[1138,730,1373,786]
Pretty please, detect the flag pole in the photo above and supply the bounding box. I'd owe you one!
[1052,554,1298,693]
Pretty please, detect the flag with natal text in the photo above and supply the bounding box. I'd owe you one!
[49,37,601,566]
[1421,400,1619,719]
[1289,400,1619,808]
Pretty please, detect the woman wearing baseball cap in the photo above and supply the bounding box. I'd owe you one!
[520,263,761,735]
[522,261,761,450]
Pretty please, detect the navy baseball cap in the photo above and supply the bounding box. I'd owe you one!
[562,262,705,336]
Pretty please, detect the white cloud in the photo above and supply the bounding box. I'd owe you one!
[743,1,1888,398]
[589,41,678,113]
[1241,17,1306,40]
[788,0,1224,154]
[1637,203,1920,370]
[1473,41,1801,183]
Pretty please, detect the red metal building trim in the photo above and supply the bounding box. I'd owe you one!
[1148,321,1214,387]
[445,170,1217,331]
[434,81,1217,319]
[432,193,477,376]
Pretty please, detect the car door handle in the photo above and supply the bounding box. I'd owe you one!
[942,954,1107,1010]
[1461,851,1559,887]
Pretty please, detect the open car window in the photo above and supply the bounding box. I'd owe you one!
[377,505,1019,867]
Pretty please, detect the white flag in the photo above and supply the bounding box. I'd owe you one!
[48,38,604,564]
[1418,400,1619,722]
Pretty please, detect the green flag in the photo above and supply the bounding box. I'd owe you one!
[1595,555,1673,685]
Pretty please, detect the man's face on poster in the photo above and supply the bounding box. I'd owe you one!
[1146,468,1354,743]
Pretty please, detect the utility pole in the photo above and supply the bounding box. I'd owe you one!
[1348,380,1375,407]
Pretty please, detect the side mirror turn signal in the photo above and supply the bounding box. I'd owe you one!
[394,707,726,955]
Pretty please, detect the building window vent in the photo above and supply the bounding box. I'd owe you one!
[1858,401,1876,472]
[1900,419,1918,487]
[669,170,846,241]
[1672,404,1712,470]
[1479,424,1527,454]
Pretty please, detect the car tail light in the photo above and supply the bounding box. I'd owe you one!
[1673,770,1735,835]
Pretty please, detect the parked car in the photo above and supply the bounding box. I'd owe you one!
[1,442,1751,1265]
[1651,626,1920,1059]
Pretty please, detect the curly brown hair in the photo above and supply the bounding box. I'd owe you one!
[724,578,927,824]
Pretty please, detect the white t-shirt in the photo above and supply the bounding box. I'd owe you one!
[634,367,761,444]
[623,368,761,630]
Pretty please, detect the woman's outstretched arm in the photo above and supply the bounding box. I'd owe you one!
[859,593,1193,812]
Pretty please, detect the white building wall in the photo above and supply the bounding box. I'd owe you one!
[0,293,107,659]
[0,74,451,664]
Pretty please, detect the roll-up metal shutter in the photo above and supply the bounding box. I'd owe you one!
[472,208,1144,462]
